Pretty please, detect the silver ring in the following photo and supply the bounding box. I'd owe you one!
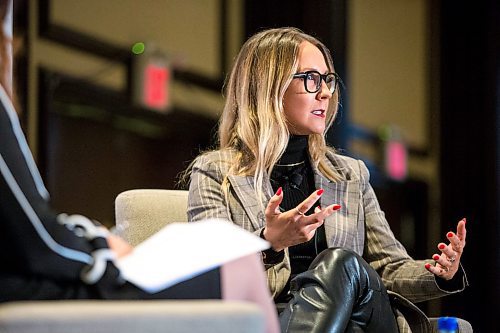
[296,208,305,216]
[448,256,456,263]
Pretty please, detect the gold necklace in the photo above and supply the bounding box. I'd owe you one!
[275,160,306,167]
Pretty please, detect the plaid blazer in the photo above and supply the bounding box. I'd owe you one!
[187,149,468,333]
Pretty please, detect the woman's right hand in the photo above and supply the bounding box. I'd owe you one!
[262,187,341,252]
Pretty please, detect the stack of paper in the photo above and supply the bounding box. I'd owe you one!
[116,219,269,293]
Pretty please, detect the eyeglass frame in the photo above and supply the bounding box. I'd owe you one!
[292,70,342,94]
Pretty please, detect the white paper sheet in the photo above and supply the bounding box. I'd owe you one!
[115,219,270,293]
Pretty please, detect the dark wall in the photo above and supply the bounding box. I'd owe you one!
[38,71,217,227]
[439,0,500,331]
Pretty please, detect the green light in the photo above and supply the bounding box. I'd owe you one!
[378,125,392,141]
[131,42,145,55]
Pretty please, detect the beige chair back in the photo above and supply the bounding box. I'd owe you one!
[115,189,188,246]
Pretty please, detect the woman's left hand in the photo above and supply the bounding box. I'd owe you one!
[425,218,467,280]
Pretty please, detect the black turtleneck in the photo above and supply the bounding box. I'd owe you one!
[269,136,328,276]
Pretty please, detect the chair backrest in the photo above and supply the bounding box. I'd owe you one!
[115,189,189,246]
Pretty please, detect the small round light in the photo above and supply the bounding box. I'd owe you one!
[131,42,145,55]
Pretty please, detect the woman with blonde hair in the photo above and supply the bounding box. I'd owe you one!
[188,27,468,332]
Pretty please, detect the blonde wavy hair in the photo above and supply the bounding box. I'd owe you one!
[217,27,342,200]
[181,28,342,203]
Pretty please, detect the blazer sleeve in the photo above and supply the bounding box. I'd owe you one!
[358,159,467,303]
[187,153,232,222]
[0,86,114,286]
[188,153,290,299]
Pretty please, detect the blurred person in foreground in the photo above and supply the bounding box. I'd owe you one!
[0,1,279,332]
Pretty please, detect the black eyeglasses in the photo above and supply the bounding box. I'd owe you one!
[292,70,341,94]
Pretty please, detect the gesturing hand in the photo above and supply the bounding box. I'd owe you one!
[425,218,467,280]
[262,187,341,252]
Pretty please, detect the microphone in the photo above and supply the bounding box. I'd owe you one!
[290,173,303,189]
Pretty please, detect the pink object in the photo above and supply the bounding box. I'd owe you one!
[385,141,407,181]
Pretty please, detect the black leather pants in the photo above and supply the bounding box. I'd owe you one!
[279,248,399,333]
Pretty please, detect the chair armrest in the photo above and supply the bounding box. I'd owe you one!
[0,300,265,333]
[115,189,189,246]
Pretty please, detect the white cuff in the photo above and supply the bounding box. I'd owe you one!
[58,213,110,240]
[80,248,115,284]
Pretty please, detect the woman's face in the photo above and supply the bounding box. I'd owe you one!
[283,41,333,135]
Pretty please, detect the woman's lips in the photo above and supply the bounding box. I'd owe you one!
[311,109,326,118]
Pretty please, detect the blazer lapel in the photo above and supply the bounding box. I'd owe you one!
[313,154,363,253]
[227,174,273,230]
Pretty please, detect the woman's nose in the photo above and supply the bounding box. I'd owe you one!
[317,81,332,100]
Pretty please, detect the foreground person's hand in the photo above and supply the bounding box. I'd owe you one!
[107,233,133,258]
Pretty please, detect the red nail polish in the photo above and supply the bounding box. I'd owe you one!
[447,232,454,238]
[332,204,341,211]
[438,244,446,250]
[276,187,282,196]
[425,263,431,269]
[317,189,324,195]
[433,255,440,261]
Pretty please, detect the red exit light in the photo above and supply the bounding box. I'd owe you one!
[143,64,170,110]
